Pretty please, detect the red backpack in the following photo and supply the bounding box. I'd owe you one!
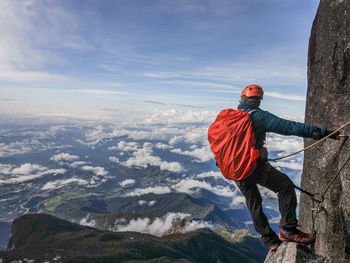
[208,109,260,181]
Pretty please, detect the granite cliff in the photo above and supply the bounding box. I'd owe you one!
[299,0,350,262]
[266,0,350,262]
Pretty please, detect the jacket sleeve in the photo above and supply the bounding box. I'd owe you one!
[260,111,327,138]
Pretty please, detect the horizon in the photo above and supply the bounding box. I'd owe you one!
[0,0,320,122]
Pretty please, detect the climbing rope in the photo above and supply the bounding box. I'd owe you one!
[268,120,350,162]
[267,120,350,236]
[310,154,350,235]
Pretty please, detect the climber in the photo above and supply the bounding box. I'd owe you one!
[234,84,340,251]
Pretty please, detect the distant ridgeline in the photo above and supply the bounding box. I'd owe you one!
[0,214,267,263]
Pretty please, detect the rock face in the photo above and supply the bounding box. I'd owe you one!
[300,0,350,262]
[264,243,328,263]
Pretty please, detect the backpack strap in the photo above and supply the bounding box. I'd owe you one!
[248,109,258,116]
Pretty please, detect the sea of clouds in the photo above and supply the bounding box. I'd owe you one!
[0,109,306,228]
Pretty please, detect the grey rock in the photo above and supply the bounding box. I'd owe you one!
[264,243,328,263]
[299,0,350,262]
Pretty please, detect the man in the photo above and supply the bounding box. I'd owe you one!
[235,84,339,251]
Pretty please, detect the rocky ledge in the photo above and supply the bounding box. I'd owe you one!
[264,242,328,263]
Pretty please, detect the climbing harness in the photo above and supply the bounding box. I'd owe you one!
[268,120,350,162]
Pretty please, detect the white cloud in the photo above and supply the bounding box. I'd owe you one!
[79,214,96,227]
[0,70,70,83]
[114,141,138,152]
[172,178,245,209]
[122,143,184,173]
[0,140,33,157]
[232,195,246,207]
[84,125,111,145]
[75,89,127,96]
[114,213,214,237]
[120,179,136,187]
[124,186,172,197]
[81,165,108,176]
[0,163,66,185]
[11,163,47,175]
[109,156,120,163]
[265,133,303,154]
[69,161,88,168]
[155,142,171,149]
[141,109,216,125]
[50,153,79,162]
[196,171,223,179]
[138,200,157,207]
[272,160,303,170]
[42,178,88,190]
[264,91,305,101]
[0,137,65,158]
[0,1,81,83]
[171,146,213,162]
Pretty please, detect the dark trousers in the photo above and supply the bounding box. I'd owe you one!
[235,160,298,247]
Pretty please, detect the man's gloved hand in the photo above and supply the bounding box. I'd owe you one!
[312,129,323,140]
[326,129,341,140]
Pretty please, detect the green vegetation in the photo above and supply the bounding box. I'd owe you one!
[44,190,90,211]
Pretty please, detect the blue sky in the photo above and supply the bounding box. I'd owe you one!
[0,0,319,120]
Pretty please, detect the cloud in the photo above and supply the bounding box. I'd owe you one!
[50,153,79,162]
[196,171,223,179]
[111,141,138,152]
[141,109,216,125]
[0,70,71,83]
[172,178,245,208]
[138,200,157,207]
[42,178,88,190]
[0,135,68,158]
[0,140,34,157]
[79,214,96,227]
[75,89,127,96]
[171,146,213,162]
[11,163,47,175]
[124,186,172,197]
[81,165,108,176]
[122,143,184,173]
[155,142,171,149]
[120,179,136,187]
[114,213,214,237]
[0,1,82,83]
[0,163,66,185]
[265,133,303,154]
[272,160,303,170]
[264,91,305,101]
[109,156,120,163]
[69,161,88,168]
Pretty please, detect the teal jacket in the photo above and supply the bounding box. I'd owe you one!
[238,102,327,149]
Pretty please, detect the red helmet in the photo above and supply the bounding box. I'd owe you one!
[241,84,264,99]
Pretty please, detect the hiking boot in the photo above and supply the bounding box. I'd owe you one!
[278,229,315,244]
[269,240,282,252]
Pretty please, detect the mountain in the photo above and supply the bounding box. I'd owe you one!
[49,192,248,231]
[0,214,267,263]
[299,0,350,262]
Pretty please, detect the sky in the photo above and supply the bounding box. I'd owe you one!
[0,0,320,122]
